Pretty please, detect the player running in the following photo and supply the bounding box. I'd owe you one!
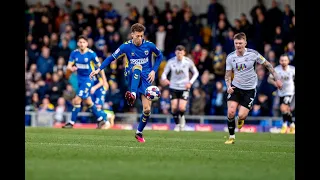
[161,45,199,131]
[268,54,295,134]
[62,35,108,129]
[224,32,282,144]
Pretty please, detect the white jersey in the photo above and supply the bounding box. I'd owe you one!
[269,65,295,97]
[226,48,266,90]
[161,56,199,90]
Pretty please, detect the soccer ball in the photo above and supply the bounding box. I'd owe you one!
[145,86,161,101]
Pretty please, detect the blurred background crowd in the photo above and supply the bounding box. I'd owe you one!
[25,0,295,125]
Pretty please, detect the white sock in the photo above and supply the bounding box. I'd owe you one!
[290,122,295,128]
[230,135,235,139]
[131,92,136,98]
[69,120,75,125]
[136,130,142,134]
[282,123,288,127]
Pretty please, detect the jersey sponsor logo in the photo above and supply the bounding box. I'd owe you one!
[130,57,149,65]
[236,63,247,71]
[175,69,183,74]
[76,63,89,69]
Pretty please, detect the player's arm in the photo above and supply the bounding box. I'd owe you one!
[67,52,77,72]
[258,53,282,89]
[189,60,199,85]
[225,56,233,89]
[267,73,278,87]
[151,43,164,72]
[90,77,104,94]
[92,54,109,90]
[90,44,125,78]
[160,61,171,86]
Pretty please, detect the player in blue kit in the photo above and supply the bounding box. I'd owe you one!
[90,23,163,142]
[63,35,108,129]
[90,73,111,128]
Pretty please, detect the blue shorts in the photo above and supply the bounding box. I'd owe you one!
[92,87,106,106]
[77,78,93,99]
[126,69,151,99]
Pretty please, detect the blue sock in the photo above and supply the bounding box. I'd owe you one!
[88,104,104,121]
[131,66,142,94]
[97,109,107,121]
[70,105,81,124]
[137,111,151,132]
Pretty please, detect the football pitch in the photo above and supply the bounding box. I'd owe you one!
[26,127,294,180]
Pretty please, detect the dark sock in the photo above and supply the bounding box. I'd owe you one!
[227,117,236,135]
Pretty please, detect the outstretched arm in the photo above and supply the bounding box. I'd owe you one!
[263,61,282,89]
[267,74,277,87]
[225,70,232,88]
[263,61,279,81]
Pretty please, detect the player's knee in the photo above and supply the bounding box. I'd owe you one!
[171,107,178,113]
[73,97,82,105]
[227,109,236,118]
[143,109,151,116]
[132,64,142,72]
[280,104,289,112]
[238,113,248,120]
[179,106,186,113]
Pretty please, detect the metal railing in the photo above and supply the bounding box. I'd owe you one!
[25,111,294,127]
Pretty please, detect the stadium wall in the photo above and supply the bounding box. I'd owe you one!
[26,0,295,24]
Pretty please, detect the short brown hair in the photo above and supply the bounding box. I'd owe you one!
[131,23,146,33]
[233,32,247,41]
[175,45,186,51]
[77,35,88,42]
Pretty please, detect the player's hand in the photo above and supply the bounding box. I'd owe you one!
[90,87,96,94]
[185,83,192,89]
[227,86,236,94]
[68,66,77,72]
[162,79,170,86]
[275,79,283,90]
[103,81,109,91]
[89,69,100,80]
[147,70,155,83]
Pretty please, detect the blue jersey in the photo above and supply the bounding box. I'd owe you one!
[69,48,100,99]
[111,39,162,77]
[69,48,100,79]
[91,73,107,106]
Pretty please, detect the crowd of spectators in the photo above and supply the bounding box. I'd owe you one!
[25,0,295,125]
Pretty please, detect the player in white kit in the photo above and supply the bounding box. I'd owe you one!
[161,45,199,131]
[268,54,295,134]
[224,32,282,144]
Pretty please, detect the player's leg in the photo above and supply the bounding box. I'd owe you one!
[225,101,239,144]
[225,88,240,144]
[62,96,82,128]
[178,90,190,131]
[135,94,152,143]
[84,96,107,129]
[171,99,180,131]
[81,81,107,129]
[125,65,142,106]
[63,80,87,128]
[280,96,294,133]
[169,89,180,131]
[94,89,110,128]
[237,89,256,130]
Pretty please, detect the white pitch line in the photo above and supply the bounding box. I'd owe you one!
[26,142,294,155]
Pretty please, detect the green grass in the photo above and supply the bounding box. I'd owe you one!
[25,127,294,180]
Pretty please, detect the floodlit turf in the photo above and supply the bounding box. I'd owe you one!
[25,127,294,180]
